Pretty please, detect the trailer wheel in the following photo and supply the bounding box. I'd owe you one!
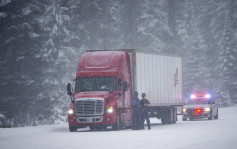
[69,126,77,132]
[112,111,121,130]
[161,107,174,124]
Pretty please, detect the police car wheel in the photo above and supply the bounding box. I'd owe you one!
[208,114,212,120]
[182,118,187,121]
[214,109,218,119]
[208,109,213,120]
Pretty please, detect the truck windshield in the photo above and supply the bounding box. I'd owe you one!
[75,77,116,92]
[187,98,210,105]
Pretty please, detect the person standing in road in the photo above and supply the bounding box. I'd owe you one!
[132,91,141,130]
[140,93,151,130]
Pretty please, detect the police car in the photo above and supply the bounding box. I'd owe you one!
[182,93,218,121]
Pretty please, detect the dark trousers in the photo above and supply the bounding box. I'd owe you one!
[132,109,141,130]
[141,112,151,129]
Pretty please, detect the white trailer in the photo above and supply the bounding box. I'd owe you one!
[128,50,184,124]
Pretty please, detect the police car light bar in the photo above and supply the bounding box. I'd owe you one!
[190,94,197,99]
[204,93,211,99]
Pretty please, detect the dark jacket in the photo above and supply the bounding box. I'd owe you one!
[140,98,150,113]
[132,97,140,110]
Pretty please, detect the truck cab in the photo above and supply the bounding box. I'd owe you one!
[66,51,133,132]
[182,93,218,121]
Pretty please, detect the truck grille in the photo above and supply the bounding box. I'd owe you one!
[75,98,104,116]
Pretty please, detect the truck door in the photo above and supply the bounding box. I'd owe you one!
[118,77,124,108]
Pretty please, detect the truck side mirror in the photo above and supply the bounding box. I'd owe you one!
[123,81,127,92]
[67,83,72,96]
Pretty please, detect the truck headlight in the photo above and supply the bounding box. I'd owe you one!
[106,106,114,114]
[68,108,74,115]
[204,107,211,112]
[182,108,187,113]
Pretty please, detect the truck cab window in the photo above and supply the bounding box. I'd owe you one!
[75,77,116,92]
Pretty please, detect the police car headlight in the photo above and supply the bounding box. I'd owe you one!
[68,108,74,115]
[182,108,187,113]
[204,107,211,112]
[106,106,114,114]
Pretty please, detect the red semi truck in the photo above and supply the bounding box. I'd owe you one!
[66,50,184,132]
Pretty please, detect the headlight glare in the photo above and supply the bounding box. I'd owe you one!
[204,107,211,112]
[68,108,74,115]
[182,108,187,113]
[106,106,114,114]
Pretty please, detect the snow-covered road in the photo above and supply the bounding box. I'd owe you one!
[1,106,237,149]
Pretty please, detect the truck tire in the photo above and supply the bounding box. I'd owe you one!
[214,109,218,119]
[173,107,177,124]
[112,111,121,130]
[69,126,77,132]
[161,107,173,124]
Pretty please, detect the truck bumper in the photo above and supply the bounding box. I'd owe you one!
[67,113,117,128]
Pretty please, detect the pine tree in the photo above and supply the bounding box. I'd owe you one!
[177,0,211,97]
[0,0,47,126]
[137,0,172,52]
[210,0,237,106]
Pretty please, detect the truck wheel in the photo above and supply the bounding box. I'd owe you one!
[173,107,177,124]
[182,118,187,121]
[112,112,121,130]
[69,126,77,132]
[214,109,218,119]
[161,110,168,124]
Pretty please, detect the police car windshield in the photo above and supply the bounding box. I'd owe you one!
[187,98,210,105]
[75,77,116,92]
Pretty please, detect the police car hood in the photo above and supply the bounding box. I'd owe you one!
[184,104,210,109]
